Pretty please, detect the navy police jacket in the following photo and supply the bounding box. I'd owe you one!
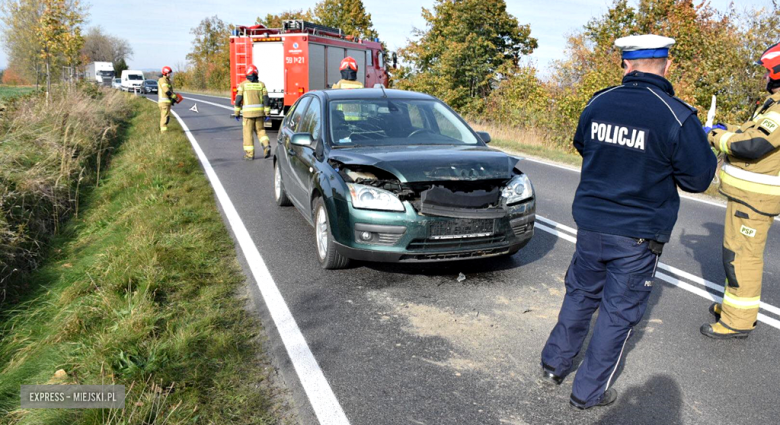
[572,71,716,243]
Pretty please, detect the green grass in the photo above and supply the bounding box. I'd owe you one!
[177,88,231,98]
[0,99,287,424]
[490,138,583,168]
[0,85,35,101]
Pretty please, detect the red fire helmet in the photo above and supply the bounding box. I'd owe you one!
[246,65,259,76]
[340,57,358,72]
[758,42,780,80]
[161,66,172,76]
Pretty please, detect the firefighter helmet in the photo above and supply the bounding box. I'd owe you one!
[246,65,259,76]
[162,66,172,76]
[340,57,358,72]
[758,43,780,80]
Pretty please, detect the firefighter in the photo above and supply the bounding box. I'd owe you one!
[234,65,271,160]
[157,66,177,132]
[539,34,716,409]
[332,57,364,89]
[702,42,780,339]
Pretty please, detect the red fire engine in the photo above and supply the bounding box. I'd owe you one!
[229,20,390,125]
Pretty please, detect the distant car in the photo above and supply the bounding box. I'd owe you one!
[111,78,121,89]
[141,79,158,94]
[274,88,536,269]
[120,70,144,92]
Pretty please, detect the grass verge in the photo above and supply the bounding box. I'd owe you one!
[0,98,288,424]
[0,85,34,101]
[178,88,231,98]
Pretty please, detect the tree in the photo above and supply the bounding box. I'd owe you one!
[36,0,85,97]
[81,26,133,65]
[1,0,45,87]
[113,57,128,77]
[313,0,378,39]
[184,15,231,90]
[256,9,313,28]
[396,0,537,111]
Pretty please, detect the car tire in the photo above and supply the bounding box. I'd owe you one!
[313,197,350,270]
[274,160,292,207]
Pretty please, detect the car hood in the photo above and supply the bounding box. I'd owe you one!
[329,145,521,183]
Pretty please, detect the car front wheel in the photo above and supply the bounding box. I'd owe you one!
[274,161,292,206]
[313,198,349,269]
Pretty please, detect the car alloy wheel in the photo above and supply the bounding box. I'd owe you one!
[274,161,291,206]
[316,206,328,260]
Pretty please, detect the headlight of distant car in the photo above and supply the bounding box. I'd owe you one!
[347,183,405,212]
[502,174,533,205]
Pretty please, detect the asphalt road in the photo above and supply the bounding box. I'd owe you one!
[151,92,780,425]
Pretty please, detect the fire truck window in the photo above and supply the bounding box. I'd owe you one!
[300,98,322,140]
[287,97,312,132]
[378,52,384,68]
[366,50,374,67]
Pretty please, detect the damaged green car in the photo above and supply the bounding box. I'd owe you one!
[273,88,535,269]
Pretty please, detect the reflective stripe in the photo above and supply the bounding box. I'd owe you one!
[723,164,780,186]
[720,170,780,196]
[244,83,266,90]
[243,146,255,151]
[723,291,761,309]
[259,136,270,143]
[755,110,780,124]
[158,98,172,104]
[720,132,734,154]
[243,104,264,109]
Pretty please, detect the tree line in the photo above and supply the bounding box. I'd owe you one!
[0,0,132,88]
[179,0,780,154]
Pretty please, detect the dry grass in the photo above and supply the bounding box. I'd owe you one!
[470,120,583,167]
[0,85,132,301]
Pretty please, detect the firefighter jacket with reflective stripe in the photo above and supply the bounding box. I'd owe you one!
[234,80,270,118]
[158,76,175,104]
[572,71,717,243]
[710,92,780,215]
[332,79,364,89]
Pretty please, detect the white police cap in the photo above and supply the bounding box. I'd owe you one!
[615,34,675,59]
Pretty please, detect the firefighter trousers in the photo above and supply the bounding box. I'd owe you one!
[541,229,659,408]
[719,200,773,331]
[159,104,171,131]
[243,117,270,158]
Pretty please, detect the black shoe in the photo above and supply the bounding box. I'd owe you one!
[700,324,749,340]
[570,388,617,410]
[709,303,721,322]
[263,146,271,158]
[540,366,562,385]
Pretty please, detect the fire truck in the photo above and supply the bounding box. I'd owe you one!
[229,20,390,126]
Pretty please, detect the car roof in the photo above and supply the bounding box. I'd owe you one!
[317,88,436,101]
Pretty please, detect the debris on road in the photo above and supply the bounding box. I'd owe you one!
[457,272,466,282]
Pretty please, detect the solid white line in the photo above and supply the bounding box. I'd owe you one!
[169,109,350,425]
[183,97,234,111]
[535,214,780,330]
[179,91,230,100]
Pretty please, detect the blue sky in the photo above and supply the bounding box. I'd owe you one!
[0,0,774,73]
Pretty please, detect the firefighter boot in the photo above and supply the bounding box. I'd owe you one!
[263,145,271,158]
[709,303,722,321]
[700,322,749,340]
[242,118,255,160]
[243,146,254,160]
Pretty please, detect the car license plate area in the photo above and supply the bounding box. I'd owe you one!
[429,219,496,240]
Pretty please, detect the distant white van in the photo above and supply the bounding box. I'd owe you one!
[120,70,145,92]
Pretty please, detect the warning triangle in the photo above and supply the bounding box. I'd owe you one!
[189,104,199,113]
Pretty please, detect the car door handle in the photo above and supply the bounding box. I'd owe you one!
[287,147,296,156]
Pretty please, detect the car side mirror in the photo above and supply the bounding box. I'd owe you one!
[291,132,314,148]
[477,131,491,144]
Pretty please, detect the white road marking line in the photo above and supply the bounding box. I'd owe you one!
[182,96,234,111]
[179,91,230,100]
[537,214,780,319]
[535,214,780,330]
[169,108,350,425]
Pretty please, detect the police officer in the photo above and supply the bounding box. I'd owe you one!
[158,66,177,132]
[539,35,716,409]
[234,65,271,160]
[702,42,780,339]
[332,57,364,89]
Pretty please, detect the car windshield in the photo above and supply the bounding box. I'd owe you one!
[128,75,143,80]
[114,78,120,83]
[145,80,157,85]
[98,71,114,76]
[328,99,480,147]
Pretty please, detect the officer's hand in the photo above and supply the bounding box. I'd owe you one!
[703,126,712,135]
[714,123,727,131]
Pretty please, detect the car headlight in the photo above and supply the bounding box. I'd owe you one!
[502,174,533,205]
[347,183,405,212]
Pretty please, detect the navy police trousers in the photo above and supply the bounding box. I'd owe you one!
[541,229,659,408]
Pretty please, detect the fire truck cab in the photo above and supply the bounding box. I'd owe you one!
[230,20,389,126]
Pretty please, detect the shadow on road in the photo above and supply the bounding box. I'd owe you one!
[678,222,725,288]
[597,375,683,425]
